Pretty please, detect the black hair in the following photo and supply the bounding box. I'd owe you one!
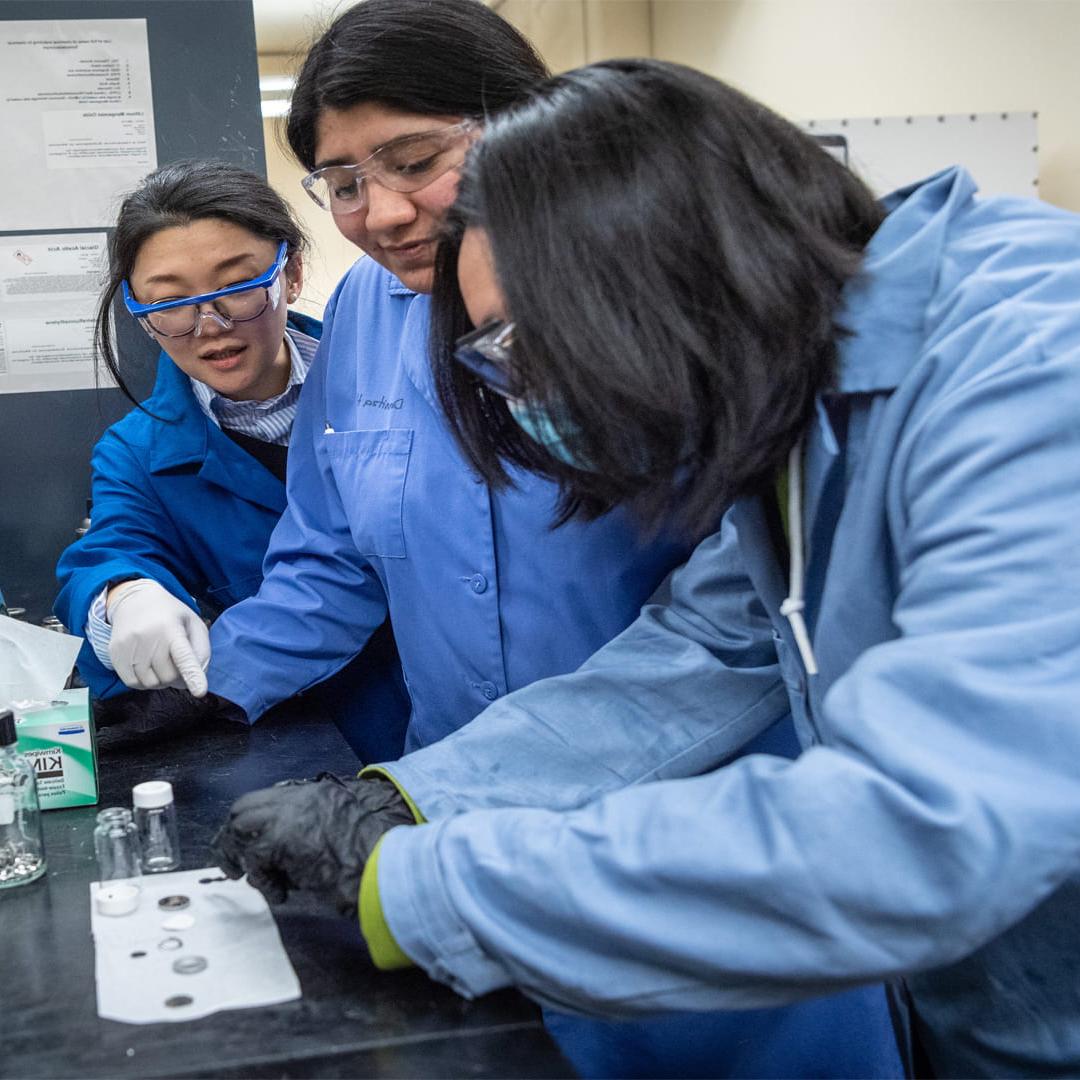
[286,0,549,171]
[433,59,886,539]
[97,159,307,408]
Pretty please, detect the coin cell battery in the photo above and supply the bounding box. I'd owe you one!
[95,883,141,917]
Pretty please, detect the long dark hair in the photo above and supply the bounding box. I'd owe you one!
[98,159,306,407]
[433,59,886,539]
[286,0,549,171]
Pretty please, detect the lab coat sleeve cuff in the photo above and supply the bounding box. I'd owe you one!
[86,585,115,669]
[359,835,414,970]
[376,820,509,1000]
[359,765,426,823]
[202,663,259,724]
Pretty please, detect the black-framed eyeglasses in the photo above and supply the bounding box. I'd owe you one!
[453,319,517,398]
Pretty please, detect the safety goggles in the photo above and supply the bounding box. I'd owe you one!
[122,242,289,338]
[453,318,517,398]
[301,120,478,215]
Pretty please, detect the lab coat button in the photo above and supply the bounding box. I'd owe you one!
[480,682,498,700]
[470,574,488,594]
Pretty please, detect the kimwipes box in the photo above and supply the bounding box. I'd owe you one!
[14,688,98,810]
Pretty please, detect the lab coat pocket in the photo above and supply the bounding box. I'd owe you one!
[324,428,412,559]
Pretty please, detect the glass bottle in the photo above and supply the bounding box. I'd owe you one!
[0,710,47,889]
[133,780,180,872]
[93,807,142,881]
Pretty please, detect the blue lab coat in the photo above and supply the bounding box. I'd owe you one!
[205,261,695,750]
[54,313,409,762]
[374,169,1080,1077]
[208,261,899,1076]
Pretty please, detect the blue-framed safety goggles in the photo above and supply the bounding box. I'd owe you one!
[121,241,289,338]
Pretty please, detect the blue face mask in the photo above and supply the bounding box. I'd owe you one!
[506,399,592,470]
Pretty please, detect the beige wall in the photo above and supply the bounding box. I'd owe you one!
[260,54,361,321]
[650,0,1080,212]
[497,0,651,68]
[261,0,1080,315]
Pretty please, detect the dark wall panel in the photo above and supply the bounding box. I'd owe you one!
[0,0,264,621]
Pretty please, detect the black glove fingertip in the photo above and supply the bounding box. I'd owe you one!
[209,825,247,879]
[247,865,288,905]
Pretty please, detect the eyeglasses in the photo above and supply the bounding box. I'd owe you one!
[453,319,517,398]
[122,242,289,338]
[301,120,478,215]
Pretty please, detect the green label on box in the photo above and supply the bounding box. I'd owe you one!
[14,689,98,810]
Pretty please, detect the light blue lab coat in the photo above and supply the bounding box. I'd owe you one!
[375,169,1080,1077]
[206,260,693,750]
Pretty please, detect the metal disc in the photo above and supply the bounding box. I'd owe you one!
[172,955,208,975]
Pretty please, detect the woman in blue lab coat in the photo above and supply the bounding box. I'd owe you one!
[204,3,901,1076]
[54,160,407,761]
[216,59,1080,1076]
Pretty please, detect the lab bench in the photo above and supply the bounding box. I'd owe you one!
[0,703,572,1079]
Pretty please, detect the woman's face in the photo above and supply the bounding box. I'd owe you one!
[457,226,507,328]
[314,101,469,294]
[129,218,302,402]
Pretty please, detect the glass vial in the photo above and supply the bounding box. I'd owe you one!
[93,807,142,881]
[133,780,180,872]
[0,710,47,889]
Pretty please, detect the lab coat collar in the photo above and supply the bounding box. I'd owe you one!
[380,269,446,415]
[145,352,286,513]
[387,274,416,298]
[834,166,977,396]
[728,494,791,631]
[733,170,980,670]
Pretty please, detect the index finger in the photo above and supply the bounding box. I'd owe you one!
[169,632,208,697]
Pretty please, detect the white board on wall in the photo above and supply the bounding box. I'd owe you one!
[800,111,1039,200]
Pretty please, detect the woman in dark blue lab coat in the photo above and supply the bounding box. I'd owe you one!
[204,3,899,1076]
[54,160,407,762]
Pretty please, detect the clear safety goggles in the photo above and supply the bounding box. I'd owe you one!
[121,242,289,338]
[301,120,479,215]
[454,318,517,398]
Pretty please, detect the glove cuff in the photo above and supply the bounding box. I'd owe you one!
[105,577,155,621]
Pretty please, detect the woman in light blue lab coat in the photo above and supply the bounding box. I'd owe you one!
[54,160,407,761]
[213,59,1080,1077]
[202,2,900,1077]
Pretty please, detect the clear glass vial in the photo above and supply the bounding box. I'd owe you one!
[0,709,47,889]
[133,780,180,872]
[93,807,142,881]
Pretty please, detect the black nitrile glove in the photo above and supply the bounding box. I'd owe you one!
[210,774,415,914]
[93,688,246,737]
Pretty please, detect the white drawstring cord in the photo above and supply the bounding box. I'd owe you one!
[778,439,819,677]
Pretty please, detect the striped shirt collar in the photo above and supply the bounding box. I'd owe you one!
[190,324,317,446]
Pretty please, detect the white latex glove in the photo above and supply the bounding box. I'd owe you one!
[106,579,210,696]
